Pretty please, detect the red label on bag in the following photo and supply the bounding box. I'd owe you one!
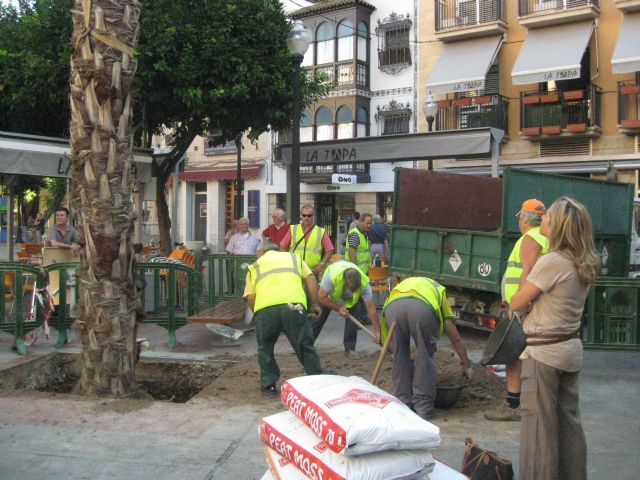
[325,388,395,409]
[281,383,346,453]
[260,420,344,480]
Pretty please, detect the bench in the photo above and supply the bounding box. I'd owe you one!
[187,298,247,325]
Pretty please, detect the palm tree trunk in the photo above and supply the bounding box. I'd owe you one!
[69,0,141,396]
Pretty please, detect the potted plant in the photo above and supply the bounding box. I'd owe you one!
[452,97,472,107]
[563,90,584,101]
[540,93,560,103]
[567,123,587,133]
[542,125,561,135]
[521,127,541,136]
[521,95,540,105]
[473,95,492,105]
[620,85,640,95]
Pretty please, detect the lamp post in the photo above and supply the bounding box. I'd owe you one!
[286,20,312,223]
[422,94,439,171]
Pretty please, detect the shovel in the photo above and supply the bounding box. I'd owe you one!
[205,323,254,340]
[371,321,396,385]
[346,312,377,340]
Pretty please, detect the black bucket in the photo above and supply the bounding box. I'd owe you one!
[480,315,527,366]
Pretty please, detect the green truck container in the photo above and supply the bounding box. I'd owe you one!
[389,167,637,337]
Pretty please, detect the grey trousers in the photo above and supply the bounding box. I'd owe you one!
[384,298,438,419]
[520,357,586,480]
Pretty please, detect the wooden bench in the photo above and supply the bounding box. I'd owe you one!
[187,298,247,325]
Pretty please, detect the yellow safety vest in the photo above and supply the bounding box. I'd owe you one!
[502,226,549,303]
[290,224,325,269]
[325,261,369,308]
[248,251,307,313]
[345,227,370,274]
[382,277,451,337]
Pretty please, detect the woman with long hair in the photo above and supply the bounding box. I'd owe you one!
[510,196,599,480]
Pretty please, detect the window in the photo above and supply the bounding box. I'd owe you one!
[357,107,368,137]
[376,101,411,135]
[316,106,334,140]
[316,22,334,65]
[376,13,412,73]
[300,110,313,142]
[337,20,354,61]
[357,22,368,62]
[337,106,353,139]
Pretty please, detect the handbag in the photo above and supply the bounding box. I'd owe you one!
[461,437,514,480]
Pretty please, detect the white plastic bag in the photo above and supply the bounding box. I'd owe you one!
[281,375,440,455]
[260,410,435,480]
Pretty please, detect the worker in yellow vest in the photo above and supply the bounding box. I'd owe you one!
[383,277,471,421]
[485,198,549,422]
[312,260,380,359]
[280,204,334,275]
[244,242,327,397]
[345,213,372,274]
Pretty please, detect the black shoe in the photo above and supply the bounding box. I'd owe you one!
[406,402,416,413]
[261,384,279,398]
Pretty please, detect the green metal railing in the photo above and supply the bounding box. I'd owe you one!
[0,262,47,355]
[136,261,199,349]
[197,253,256,307]
[46,261,80,348]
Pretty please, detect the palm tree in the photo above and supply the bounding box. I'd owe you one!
[69,0,141,396]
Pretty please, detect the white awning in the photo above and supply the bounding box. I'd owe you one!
[426,36,503,95]
[612,13,640,74]
[512,22,594,85]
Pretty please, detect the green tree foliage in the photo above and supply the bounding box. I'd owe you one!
[0,0,73,137]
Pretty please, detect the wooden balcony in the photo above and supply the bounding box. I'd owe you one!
[520,86,601,139]
[518,0,599,28]
[310,61,369,90]
[435,94,509,132]
[435,0,507,41]
[618,81,640,133]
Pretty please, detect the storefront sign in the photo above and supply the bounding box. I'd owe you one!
[331,174,356,185]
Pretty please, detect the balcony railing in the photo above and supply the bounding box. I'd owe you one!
[618,81,640,131]
[520,85,601,136]
[436,0,506,30]
[435,94,509,131]
[310,61,369,89]
[300,162,369,181]
[518,0,598,16]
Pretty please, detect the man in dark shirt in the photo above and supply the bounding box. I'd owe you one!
[369,214,389,262]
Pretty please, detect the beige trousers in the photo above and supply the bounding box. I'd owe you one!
[519,357,586,480]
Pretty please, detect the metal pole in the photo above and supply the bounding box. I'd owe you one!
[286,55,303,223]
[236,136,242,220]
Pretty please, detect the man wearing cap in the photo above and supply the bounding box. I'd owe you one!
[485,198,549,421]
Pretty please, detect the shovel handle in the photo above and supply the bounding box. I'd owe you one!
[371,321,396,385]
[346,313,377,340]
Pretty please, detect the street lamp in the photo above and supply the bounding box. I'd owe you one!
[422,94,439,171]
[286,20,312,223]
[423,94,438,132]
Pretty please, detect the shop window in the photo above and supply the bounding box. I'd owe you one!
[300,110,313,142]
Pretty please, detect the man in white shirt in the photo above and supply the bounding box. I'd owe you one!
[226,217,259,255]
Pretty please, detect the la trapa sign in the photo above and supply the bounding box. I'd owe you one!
[331,174,357,185]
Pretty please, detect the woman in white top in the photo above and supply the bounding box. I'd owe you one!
[510,197,599,480]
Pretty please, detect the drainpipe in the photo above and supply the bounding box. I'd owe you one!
[172,153,186,248]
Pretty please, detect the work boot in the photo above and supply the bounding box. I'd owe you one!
[261,384,279,398]
[344,349,360,360]
[484,401,521,421]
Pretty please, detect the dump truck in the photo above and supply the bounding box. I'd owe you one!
[389,167,639,336]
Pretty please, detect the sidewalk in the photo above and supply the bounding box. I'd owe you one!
[0,314,639,479]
